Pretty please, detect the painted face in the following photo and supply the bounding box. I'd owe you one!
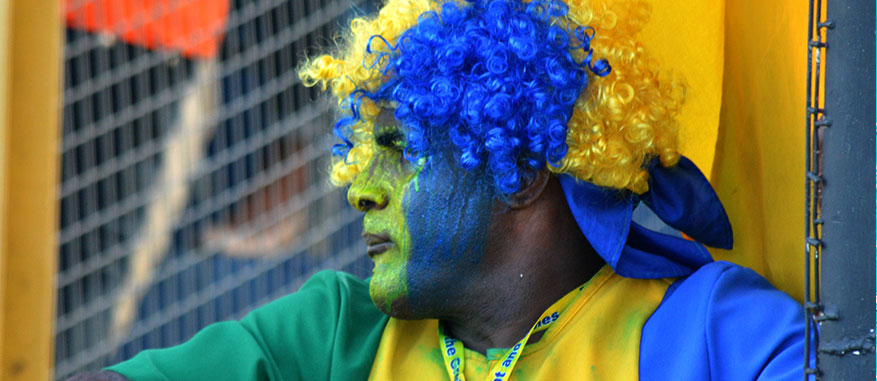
[348,117,497,318]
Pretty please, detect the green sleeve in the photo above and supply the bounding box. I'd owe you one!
[106,270,389,380]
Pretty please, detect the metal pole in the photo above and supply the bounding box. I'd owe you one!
[817,0,876,378]
[0,0,63,379]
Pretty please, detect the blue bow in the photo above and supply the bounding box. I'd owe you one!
[559,156,733,279]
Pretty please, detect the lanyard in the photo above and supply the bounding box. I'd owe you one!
[437,284,584,381]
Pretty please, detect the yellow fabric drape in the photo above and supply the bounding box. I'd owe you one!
[641,1,806,302]
[639,1,725,177]
[710,0,807,303]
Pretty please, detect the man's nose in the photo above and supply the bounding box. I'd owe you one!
[347,182,389,212]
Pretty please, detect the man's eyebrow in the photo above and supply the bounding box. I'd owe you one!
[375,108,398,127]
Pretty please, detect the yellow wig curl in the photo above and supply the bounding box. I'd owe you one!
[298,0,684,194]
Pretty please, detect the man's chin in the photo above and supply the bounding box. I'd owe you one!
[368,292,422,319]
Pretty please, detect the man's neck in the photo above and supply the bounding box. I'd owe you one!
[440,262,597,354]
[439,178,603,354]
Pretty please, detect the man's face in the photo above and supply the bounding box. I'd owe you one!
[348,119,496,318]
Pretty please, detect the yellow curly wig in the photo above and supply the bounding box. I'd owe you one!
[298,0,685,194]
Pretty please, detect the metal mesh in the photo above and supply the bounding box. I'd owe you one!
[804,0,830,377]
[55,1,378,378]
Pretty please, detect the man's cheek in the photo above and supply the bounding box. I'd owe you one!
[405,163,494,264]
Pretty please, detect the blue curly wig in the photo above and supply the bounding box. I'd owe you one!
[334,0,610,194]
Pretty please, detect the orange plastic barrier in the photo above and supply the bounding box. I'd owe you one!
[65,0,230,59]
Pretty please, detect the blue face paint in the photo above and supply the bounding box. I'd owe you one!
[403,149,498,314]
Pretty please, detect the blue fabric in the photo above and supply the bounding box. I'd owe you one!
[559,155,733,279]
[615,222,714,278]
[640,261,810,380]
[559,175,634,268]
[641,156,733,249]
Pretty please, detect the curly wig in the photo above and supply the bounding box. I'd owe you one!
[299,0,684,194]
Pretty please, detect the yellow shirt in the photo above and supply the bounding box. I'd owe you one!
[368,266,672,380]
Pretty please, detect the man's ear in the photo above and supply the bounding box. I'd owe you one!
[507,169,550,209]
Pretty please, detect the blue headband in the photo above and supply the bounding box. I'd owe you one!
[559,156,733,279]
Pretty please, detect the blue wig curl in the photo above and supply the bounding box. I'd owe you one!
[337,0,610,194]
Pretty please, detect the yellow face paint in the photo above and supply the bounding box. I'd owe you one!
[349,133,421,314]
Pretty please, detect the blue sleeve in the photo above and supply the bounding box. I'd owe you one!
[640,261,807,380]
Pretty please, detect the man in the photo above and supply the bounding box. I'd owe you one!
[76,0,806,379]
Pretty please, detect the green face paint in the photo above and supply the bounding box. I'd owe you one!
[349,112,496,317]
[349,132,422,314]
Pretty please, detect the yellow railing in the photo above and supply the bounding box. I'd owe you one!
[0,0,62,379]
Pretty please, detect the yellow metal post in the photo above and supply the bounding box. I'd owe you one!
[0,0,63,379]
[0,0,10,376]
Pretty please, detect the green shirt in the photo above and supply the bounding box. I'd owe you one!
[107,271,387,380]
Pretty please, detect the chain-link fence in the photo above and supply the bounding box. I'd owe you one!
[56,1,377,378]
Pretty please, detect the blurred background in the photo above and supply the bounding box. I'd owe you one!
[0,0,872,380]
[54,0,385,378]
[6,0,390,379]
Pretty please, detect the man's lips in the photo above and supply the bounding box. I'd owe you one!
[362,232,393,257]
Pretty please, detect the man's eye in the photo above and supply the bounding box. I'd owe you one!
[375,130,406,151]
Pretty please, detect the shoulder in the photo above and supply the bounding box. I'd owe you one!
[640,261,805,380]
[663,261,801,324]
[242,270,385,342]
[242,270,387,379]
[242,270,373,323]
[294,269,370,296]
